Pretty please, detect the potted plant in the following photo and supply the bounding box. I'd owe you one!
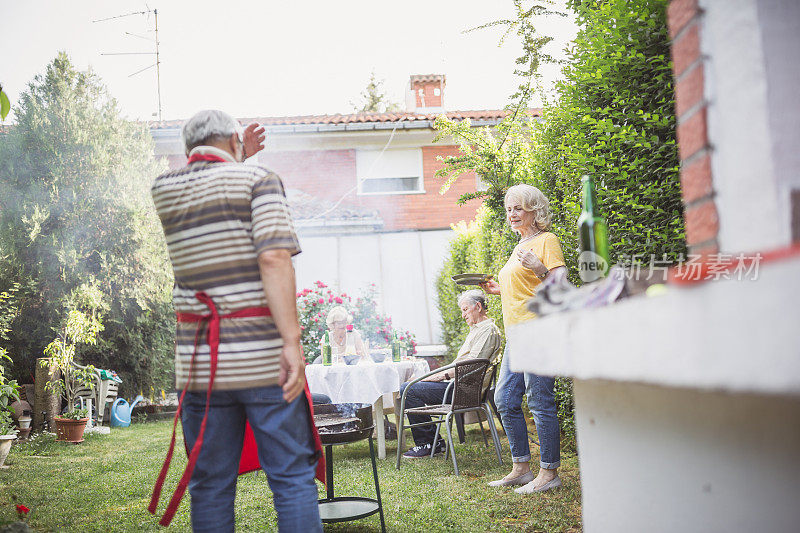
[0,350,20,467]
[38,284,105,443]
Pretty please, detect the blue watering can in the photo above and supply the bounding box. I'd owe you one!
[110,395,144,427]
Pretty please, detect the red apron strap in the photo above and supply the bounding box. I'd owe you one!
[148,317,206,516]
[150,292,325,526]
[150,293,220,526]
[303,382,326,483]
[186,153,227,164]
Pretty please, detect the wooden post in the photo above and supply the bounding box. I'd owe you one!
[33,357,60,431]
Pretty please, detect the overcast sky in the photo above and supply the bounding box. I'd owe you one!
[2,1,577,123]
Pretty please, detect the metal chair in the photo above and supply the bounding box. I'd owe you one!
[396,358,503,475]
[454,343,504,443]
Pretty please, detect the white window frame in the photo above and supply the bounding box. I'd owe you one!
[356,148,426,196]
[476,174,490,192]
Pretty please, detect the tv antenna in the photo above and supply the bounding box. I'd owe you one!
[93,6,163,121]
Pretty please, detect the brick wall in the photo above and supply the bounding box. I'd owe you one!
[412,81,444,109]
[261,149,357,204]
[163,154,187,169]
[668,0,719,255]
[262,145,481,231]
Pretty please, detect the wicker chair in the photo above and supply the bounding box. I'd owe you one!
[454,343,504,443]
[396,358,503,475]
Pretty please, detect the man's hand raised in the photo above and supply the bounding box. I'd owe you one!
[243,122,266,159]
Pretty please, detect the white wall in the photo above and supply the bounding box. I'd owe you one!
[756,0,800,240]
[700,0,799,252]
[575,380,800,533]
[293,229,454,345]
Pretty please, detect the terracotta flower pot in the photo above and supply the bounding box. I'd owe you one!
[54,417,89,443]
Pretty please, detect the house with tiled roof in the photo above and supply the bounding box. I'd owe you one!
[149,74,536,344]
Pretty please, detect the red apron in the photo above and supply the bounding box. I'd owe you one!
[148,291,325,527]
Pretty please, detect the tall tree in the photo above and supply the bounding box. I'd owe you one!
[351,71,402,113]
[0,53,174,394]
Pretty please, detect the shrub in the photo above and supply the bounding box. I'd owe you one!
[434,0,684,444]
[0,53,174,395]
[297,282,416,363]
[535,0,686,262]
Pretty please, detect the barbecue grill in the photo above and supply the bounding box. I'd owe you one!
[314,403,386,532]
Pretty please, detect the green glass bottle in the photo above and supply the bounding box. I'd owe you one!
[321,331,332,366]
[577,175,610,282]
[391,331,401,362]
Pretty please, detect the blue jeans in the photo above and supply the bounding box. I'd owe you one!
[494,345,561,469]
[181,386,322,533]
[399,380,452,446]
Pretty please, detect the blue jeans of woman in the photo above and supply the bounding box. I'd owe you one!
[494,344,561,469]
[181,385,323,533]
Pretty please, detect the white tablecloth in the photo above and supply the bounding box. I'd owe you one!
[306,359,430,405]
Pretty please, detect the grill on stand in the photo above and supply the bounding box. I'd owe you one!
[314,403,386,532]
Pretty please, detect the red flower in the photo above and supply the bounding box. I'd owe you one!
[318,298,324,304]
[16,504,29,515]
[334,297,343,304]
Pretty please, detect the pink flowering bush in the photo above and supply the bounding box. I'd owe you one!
[297,282,416,363]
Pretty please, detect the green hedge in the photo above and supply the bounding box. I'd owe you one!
[434,0,686,451]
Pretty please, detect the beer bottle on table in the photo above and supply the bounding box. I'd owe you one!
[391,331,401,362]
[321,331,332,366]
[578,174,610,283]
[344,325,357,357]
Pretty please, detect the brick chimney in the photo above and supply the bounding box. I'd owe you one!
[405,74,446,113]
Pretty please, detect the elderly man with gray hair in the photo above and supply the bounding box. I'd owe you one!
[399,289,502,458]
[149,110,323,532]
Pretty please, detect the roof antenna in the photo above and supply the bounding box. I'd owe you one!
[93,5,163,121]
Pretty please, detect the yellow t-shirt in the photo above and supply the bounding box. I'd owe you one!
[498,232,566,326]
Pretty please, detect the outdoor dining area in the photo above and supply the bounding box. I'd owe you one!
[307,354,429,460]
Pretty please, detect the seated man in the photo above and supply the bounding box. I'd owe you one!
[400,289,502,458]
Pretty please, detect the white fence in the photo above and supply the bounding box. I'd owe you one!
[293,229,454,345]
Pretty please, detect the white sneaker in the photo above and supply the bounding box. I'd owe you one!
[514,475,562,494]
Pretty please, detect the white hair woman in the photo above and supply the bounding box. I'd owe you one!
[322,305,367,363]
[480,184,567,494]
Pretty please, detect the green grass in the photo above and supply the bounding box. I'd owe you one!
[0,420,582,532]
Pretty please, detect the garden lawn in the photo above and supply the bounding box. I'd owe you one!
[0,419,581,532]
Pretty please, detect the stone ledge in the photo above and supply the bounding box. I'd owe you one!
[507,254,800,397]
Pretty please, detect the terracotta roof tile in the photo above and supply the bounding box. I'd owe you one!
[149,109,541,130]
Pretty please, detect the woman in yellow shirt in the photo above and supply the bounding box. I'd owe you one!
[480,184,566,494]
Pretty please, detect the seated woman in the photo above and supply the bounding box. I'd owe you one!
[315,305,367,364]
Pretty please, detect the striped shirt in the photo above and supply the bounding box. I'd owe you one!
[152,146,301,391]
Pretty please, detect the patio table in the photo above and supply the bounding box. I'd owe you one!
[306,358,430,458]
